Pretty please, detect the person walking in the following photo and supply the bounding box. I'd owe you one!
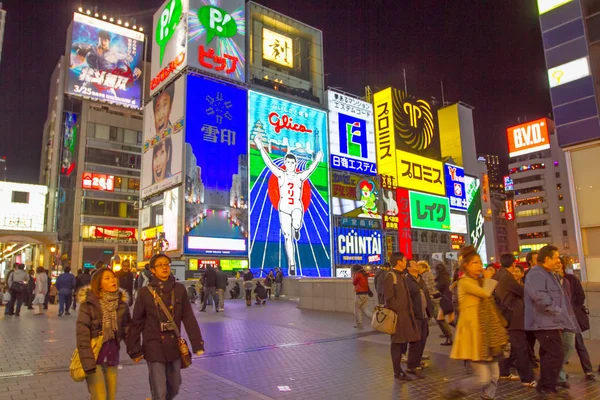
[446,246,507,399]
[127,254,205,400]
[494,254,536,387]
[352,264,372,329]
[243,269,254,306]
[405,259,433,377]
[32,267,48,315]
[76,267,131,400]
[115,260,135,307]
[374,263,390,305]
[136,264,152,291]
[56,266,76,316]
[26,269,35,310]
[3,265,16,315]
[524,251,539,368]
[216,266,228,312]
[524,245,579,396]
[384,252,420,382]
[200,265,218,312]
[274,268,283,299]
[6,264,29,316]
[43,268,52,310]
[433,264,454,346]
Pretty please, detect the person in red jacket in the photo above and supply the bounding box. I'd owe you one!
[352,264,372,329]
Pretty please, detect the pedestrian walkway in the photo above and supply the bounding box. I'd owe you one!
[1,299,599,399]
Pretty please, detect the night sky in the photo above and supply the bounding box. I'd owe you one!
[0,0,550,183]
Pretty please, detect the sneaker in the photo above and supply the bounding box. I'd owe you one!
[418,362,429,370]
[521,381,537,388]
[219,308,224,312]
[421,355,431,361]
[401,355,408,363]
[441,337,453,346]
[353,324,363,329]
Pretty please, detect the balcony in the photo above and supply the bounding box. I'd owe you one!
[514,180,545,191]
[514,191,547,202]
[80,215,138,227]
[510,169,545,181]
[518,237,552,246]
[517,224,551,236]
[515,213,550,224]
[514,202,548,211]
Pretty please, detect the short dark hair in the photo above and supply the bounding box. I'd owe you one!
[154,83,175,111]
[525,251,538,266]
[284,153,297,162]
[98,30,111,40]
[390,252,406,267]
[352,264,362,273]
[77,269,83,274]
[149,253,171,270]
[90,268,116,297]
[538,246,558,266]
[64,266,72,274]
[36,266,45,274]
[382,262,391,268]
[500,253,515,269]
[17,264,25,270]
[515,264,524,273]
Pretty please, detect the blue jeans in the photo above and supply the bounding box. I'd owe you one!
[58,293,72,315]
[558,331,576,383]
[147,359,181,400]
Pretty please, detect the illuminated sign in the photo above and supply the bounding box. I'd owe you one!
[331,171,381,219]
[374,88,396,179]
[548,57,590,88]
[82,172,115,191]
[336,268,351,278]
[92,226,137,240]
[327,91,376,175]
[450,212,468,234]
[184,75,248,256]
[409,191,451,232]
[397,151,445,195]
[221,259,248,270]
[0,182,47,232]
[141,225,163,240]
[504,175,514,191]
[505,200,515,221]
[67,13,144,109]
[151,0,188,95]
[465,176,485,258]
[262,28,293,68]
[444,164,467,211]
[396,187,413,258]
[61,112,77,176]
[163,187,180,251]
[337,217,381,229]
[334,227,382,265]
[451,234,465,250]
[538,0,573,15]
[188,0,245,83]
[141,76,185,199]
[248,91,330,277]
[507,118,551,157]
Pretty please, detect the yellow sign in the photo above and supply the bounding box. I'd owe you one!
[262,28,293,68]
[396,150,445,195]
[373,88,397,178]
[189,259,198,271]
[141,225,163,241]
[538,0,573,15]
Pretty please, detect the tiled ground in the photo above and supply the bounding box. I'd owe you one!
[1,298,600,399]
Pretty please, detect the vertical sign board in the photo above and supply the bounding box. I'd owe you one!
[505,199,515,221]
[444,164,467,211]
[380,177,412,259]
[396,188,413,258]
[163,187,180,251]
[184,75,248,256]
[504,176,514,191]
[334,227,382,265]
[187,0,246,83]
[67,13,144,109]
[151,0,189,96]
[465,176,487,264]
[141,76,185,199]
[374,88,397,185]
[327,90,377,176]
[248,91,330,277]
[62,112,78,176]
[409,191,451,232]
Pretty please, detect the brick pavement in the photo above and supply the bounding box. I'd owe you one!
[1,299,600,399]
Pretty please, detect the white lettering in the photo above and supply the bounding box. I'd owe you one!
[514,123,546,149]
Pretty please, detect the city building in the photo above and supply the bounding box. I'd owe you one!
[537,0,600,280]
[40,11,146,271]
[506,118,578,259]
[478,154,503,192]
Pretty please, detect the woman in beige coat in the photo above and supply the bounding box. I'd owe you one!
[447,246,505,400]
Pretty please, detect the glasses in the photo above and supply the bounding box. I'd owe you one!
[154,263,171,269]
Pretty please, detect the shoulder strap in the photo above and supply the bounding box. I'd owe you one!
[148,286,182,338]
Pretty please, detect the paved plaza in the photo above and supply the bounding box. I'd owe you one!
[1,299,600,399]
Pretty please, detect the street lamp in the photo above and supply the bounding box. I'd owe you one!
[50,245,56,254]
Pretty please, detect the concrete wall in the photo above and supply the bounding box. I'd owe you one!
[297,278,378,313]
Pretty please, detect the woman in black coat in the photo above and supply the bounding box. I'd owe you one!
[434,264,454,346]
[76,267,131,399]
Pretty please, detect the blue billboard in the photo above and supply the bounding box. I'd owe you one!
[248,91,331,277]
[184,75,248,256]
[444,163,467,211]
[334,227,382,265]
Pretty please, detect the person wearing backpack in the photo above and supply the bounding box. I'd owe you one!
[7,264,29,316]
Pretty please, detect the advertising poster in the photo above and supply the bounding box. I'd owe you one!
[151,0,189,95]
[334,227,382,265]
[409,191,451,232]
[62,112,78,176]
[188,0,245,83]
[465,176,487,263]
[327,91,376,176]
[331,170,381,219]
[396,188,413,258]
[380,174,399,231]
[184,75,248,256]
[444,164,467,211]
[163,187,180,251]
[248,91,330,277]
[397,150,445,196]
[67,13,144,109]
[506,117,551,158]
[141,76,185,199]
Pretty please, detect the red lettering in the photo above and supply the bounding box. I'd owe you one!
[268,112,313,134]
[150,52,186,90]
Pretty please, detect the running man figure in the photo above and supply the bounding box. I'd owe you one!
[253,133,323,276]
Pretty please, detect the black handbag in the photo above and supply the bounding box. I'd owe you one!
[10,281,24,293]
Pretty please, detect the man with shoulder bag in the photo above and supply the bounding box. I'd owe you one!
[127,254,205,400]
[7,264,29,316]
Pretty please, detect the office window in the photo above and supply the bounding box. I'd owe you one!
[557,184,562,190]
[95,124,110,140]
[561,218,566,224]
[11,191,29,203]
[431,233,438,243]
[560,206,565,212]
[556,172,560,178]
[558,194,564,201]
[412,230,419,242]
[124,129,138,145]
[564,242,570,249]
[583,0,600,17]
[563,230,568,237]
[440,234,448,244]
[421,232,428,242]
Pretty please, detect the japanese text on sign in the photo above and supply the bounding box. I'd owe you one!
[397,151,445,195]
[331,155,376,175]
[198,45,240,74]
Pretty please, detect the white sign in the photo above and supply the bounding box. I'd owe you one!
[450,212,468,234]
[336,268,351,278]
[548,57,590,88]
[0,182,47,232]
[262,28,293,68]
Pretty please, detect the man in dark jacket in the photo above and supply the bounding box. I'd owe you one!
[128,254,204,400]
[374,263,390,305]
[384,252,420,382]
[115,260,135,306]
[254,281,268,305]
[494,254,535,385]
[55,266,76,316]
[74,268,91,310]
[274,268,283,299]
[200,265,218,312]
[405,259,433,378]
[216,266,228,312]
[243,269,254,306]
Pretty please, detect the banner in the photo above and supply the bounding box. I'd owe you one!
[331,171,381,219]
[334,227,382,265]
[248,91,330,277]
[397,150,445,196]
[93,226,137,240]
[163,187,180,251]
[67,13,144,108]
[409,191,451,232]
[184,75,248,256]
[444,163,467,211]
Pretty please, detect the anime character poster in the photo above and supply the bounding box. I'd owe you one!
[141,76,185,199]
[67,12,145,109]
[331,170,381,219]
[248,91,331,277]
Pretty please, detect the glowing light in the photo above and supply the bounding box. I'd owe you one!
[86,9,91,15]
[109,17,114,22]
[139,27,143,32]
[78,7,83,12]
[117,19,122,24]
[124,22,129,27]
[102,15,107,20]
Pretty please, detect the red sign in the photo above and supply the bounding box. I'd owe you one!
[82,172,114,192]
[197,45,239,75]
[94,226,137,240]
[451,234,465,250]
[268,112,313,134]
[506,117,551,157]
[505,200,515,221]
[150,52,186,91]
[396,188,413,258]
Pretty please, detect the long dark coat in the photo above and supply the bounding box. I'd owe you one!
[383,269,420,344]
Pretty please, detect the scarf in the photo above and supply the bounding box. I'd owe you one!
[98,291,120,343]
[479,283,508,359]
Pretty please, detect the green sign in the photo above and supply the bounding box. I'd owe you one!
[198,6,238,45]
[155,0,183,66]
[465,176,485,257]
[409,191,451,232]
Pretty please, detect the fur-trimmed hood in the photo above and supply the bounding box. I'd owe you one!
[77,285,129,305]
